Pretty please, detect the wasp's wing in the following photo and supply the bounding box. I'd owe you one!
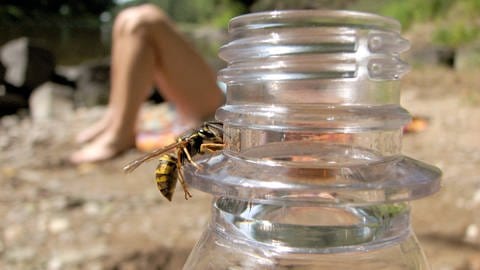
[123,141,185,173]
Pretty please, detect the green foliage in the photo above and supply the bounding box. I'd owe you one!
[433,0,480,48]
[435,23,480,48]
[211,1,246,28]
[2,5,24,19]
[379,0,452,29]
[378,0,480,47]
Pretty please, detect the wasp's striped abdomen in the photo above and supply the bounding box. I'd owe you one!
[155,154,178,201]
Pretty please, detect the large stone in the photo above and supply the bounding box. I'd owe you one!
[0,61,5,82]
[29,82,75,121]
[406,45,455,67]
[0,84,29,117]
[0,37,56,90]
[73,59,110,107]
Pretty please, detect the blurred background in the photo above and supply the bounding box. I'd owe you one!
[0,0,479,269]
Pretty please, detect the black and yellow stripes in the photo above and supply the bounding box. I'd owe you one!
[155,154,178,201]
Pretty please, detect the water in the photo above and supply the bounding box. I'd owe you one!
[184,196,428,270]
[216,197,410,252]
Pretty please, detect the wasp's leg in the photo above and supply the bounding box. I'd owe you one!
[176,149,193,200]
[177,167,193,200]
[200,143,224,154]
[181,146,202,169]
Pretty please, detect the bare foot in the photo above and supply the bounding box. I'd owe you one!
[75,110,113,144]
[70,129,135,164]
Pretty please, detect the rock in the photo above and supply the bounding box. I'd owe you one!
[455,41,480,70]
[0,91,29,117]
[0,112,20,128]
[0,37,55,90]
[48,217,70,234]
[464,224,479,244]
[406,45,455,67]
[4,225,24,245]
[1,166,18,179]
[473,189,480,206]
[0,61,5,81]
[29,81,75,121]
[48,244,107,267]
[63,59,165,108]
[47,257,62,270]
[40,197,68,211]
[74,59,110,107]
[55,65,82,82]
[5,247,36,262]
[83,201,101,216]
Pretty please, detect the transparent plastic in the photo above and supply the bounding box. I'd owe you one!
[183,10,440,269]
[183,199,429,270]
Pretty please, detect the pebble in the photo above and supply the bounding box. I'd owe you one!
[5,247,36,262]
[0,134,10,150]
[17,169,43,183]
[49,249,82,266]
[76,163,97,175]
[48,244,107,267]
[0,166,17,179]
[472,189,480,206]
[48,217,70,234]
[85,262,103,270]
[37,215,48,232]
[47,258,63,270]
[83,201,101,215]
[3,225,23,245]
[40,196,68,212]
[1,114,20,128]
[464,224,479,243]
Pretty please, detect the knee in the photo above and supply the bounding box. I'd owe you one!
[113,4,169,37]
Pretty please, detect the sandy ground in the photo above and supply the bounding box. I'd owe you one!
[0,67,479,269]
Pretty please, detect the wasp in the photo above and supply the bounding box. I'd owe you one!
[123,121,224,201]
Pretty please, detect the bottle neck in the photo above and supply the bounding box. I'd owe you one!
[211,197,411,253]
[184,10,441,205]
[217,10,411,162]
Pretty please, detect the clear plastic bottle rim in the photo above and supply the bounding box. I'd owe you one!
[228,10,401,33]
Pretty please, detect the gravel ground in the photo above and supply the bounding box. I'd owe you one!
[0,67,479,269]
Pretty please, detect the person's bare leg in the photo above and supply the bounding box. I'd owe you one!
[116,4,224,122]
[144,7,224,120]
[70,6,156,163]
[70,4,224,163]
